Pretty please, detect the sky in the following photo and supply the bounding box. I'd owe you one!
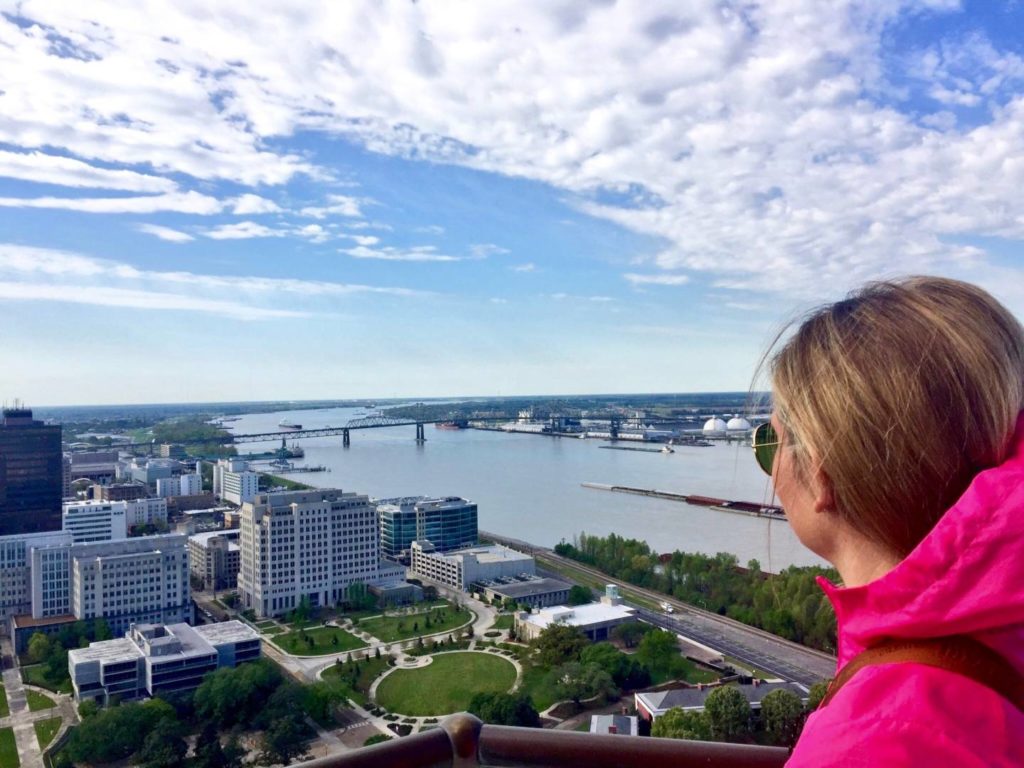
[2,0,1024,405]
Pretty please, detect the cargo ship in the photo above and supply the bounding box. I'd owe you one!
[278,419,302,430]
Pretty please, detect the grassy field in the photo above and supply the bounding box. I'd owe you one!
[0,688,7,718]
[26,690,56,712]
[357,604,473,643]
[321,655,391,707]
[254,620,278,629]
[0,727,17,768]
[492,614,514,630]
[374,652,517,716]
[260,625,286,635]
[20,666,71,695]
[517,663,561,711]
[273,625,367,656]
[33,717,62,750]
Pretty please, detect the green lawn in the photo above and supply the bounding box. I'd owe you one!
[374,652,517,716]
[260,625,286,635]
[517,663,560,711]
[0,687,7,718]
[33,717,62,750]
[254,620,278,630]
[20,666,72,695]
[0,727,18,768]
[273,625,367,656]
[492,614,514,630]
[357,605,473,643]
[26,690,56,712]
[321,655,391,707]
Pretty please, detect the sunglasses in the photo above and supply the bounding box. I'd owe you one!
[752,422,780,476]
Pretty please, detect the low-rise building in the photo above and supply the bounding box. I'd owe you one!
[515,601,637,643]
[410,541,535,591]
[634,680,809,721]
[68,620,260,705]
[93,482,148,502]
[213,459,258,506]
[62,500,128,543]
[156,473,202,498]
[125,497,168,530]
[477,576,571,609]
[188,530,241,590]
[590,714,638,736]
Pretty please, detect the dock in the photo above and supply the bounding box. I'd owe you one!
[598,445,666,453]
[581,482,786,521]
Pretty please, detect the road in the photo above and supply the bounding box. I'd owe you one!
[482,530,837,688]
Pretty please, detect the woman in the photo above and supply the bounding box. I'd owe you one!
[753,277,1024,766]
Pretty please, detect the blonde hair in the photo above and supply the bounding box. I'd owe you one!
[771,276,1024,558]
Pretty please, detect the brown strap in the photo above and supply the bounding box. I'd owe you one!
[818,635,1024,712]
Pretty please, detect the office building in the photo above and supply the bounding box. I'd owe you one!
[125,497,168,529]
[0,406,62,535]
[377,496,478,559]
[5,532,191,650]
[67,451,118,486]
[69,620,260,705]
[409,541,535,591]
[129,458,178,488]
[62,500,128,543]
[156,473,202,498]
[159,443,187,459]
[213,458,258,506]
[515,601,637,643]
[238,488,405,619]
[478,576,572,609]
[94,482,148,502]
[635,681,808,721]
[188,529,241,590]
[0,530,73,628]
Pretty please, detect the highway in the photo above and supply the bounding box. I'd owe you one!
[482,530,837,689]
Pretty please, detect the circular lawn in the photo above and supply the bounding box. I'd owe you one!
[374,652,517,716]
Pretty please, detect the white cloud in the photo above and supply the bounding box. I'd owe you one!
[624,273,690,286]
[2,2,1024,298]
[137,223,194,242]
[343,244,461,262]
[511,263,536,272]
[203,221,286,240]
[415,224,445,235]
[0,243,428,320]
[0,150,175,193]
[0,191,222,214]
[469,243,509,259]
[300,195,365,219]
[230,194,282,215]
[339,234,380,246]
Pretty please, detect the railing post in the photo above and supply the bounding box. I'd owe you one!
[440,713,483,767]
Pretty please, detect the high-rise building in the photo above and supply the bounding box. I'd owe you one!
[238,488,404,619]
[188,529,241,590]
[156,473,202,498]
[376,496,478,559]
[62,500,128,543]
[0,406,62,535]
[212,458,258,506]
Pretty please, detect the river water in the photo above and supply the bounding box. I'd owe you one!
[226,407,826,572]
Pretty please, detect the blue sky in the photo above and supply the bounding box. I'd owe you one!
[1,1,1024,405]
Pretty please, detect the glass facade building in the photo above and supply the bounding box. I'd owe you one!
[0,407,62,535]
[377,496,478,559]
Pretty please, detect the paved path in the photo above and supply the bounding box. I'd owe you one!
[1,668,45,768]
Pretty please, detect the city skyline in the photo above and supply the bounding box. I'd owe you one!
[3,2,1024,405]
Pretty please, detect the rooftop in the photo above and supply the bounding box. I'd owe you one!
[523,602,636,629]
[188,529,241,547]
[68,637,141,664]
[638,681,809,712]
[194,620,259,645]
[483,577,571,598]
[453,544,533,564]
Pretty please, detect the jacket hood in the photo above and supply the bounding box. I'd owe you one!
[821,412,1024,671]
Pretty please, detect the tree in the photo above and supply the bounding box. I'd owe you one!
[468,692,540,727]
[27,632,51,664]
[347,581,377,612]
[651,707,712,740]
[258,713,310,766]
[364,733,393,746]
[635,629,689,680]
[611,621,653,649]
[552,662,617,709]
[806,680,829,711]
[704,686,751,742]
[137,719,187,768]
[531,624,588,668]
[761,688,805,747]
[193,722,227,768]
[579,642,650,690]
[567,585,592,606]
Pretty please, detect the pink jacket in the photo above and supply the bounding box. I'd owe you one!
[787,416,1024,767]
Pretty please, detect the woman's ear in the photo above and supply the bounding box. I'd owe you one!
[813,466,836,515]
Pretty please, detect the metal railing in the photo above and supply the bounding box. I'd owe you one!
[294,713,789,768]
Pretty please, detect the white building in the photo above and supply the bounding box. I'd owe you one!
[156,473,202,498]
[409,541,535,591]
[188,529,241,590]
[124,497,168,529]
[6,533,192,650]
[238,488,405,619]
[213,458,259,506]
[515,601,637,643]
[62,500,128,543]
[0,531,73,629]
[69,620,260,705]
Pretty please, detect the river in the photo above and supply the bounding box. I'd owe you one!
[225,407,827,572]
